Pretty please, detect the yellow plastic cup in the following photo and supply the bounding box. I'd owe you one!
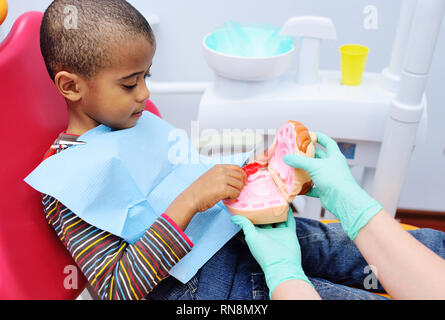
[339,44,369,86]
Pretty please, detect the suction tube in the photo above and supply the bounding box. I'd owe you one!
[381,0,418,92]
[373,0,445,216]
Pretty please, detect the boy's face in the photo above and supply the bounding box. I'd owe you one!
[63,36,156,133]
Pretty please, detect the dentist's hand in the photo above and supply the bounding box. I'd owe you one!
[231,207,312,299]
[284,132,383,240]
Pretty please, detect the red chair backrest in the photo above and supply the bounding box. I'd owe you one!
[145,99,161,118]
[0,11,161,299]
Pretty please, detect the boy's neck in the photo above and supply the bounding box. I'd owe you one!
[66,105,100,136]
[65,123,94,136]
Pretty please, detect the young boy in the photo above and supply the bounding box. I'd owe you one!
[40,0,250,300]
[39,0,445,300]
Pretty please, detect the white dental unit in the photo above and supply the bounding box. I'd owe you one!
[150,0,445,220]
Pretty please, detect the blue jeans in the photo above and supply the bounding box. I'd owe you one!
[146,217,445,300]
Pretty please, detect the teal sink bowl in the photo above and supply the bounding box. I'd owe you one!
[202,22,295,81]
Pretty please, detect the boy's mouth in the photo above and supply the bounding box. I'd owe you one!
[132,108,144,117]
[132,110,143,118]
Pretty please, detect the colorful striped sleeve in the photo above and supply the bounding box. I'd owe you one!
[41,193,193,300]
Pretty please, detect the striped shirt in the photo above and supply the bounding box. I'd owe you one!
[41,133,194,300]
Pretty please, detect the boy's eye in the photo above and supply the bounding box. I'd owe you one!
[122,73,151,90]
[123,84,137,90]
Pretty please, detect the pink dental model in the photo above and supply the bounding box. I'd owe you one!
[224,121,317,224]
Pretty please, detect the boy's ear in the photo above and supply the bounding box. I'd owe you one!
[54,71,83,102]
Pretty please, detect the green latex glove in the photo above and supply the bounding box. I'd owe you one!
[231,207,311,299]
[284,132,383,240]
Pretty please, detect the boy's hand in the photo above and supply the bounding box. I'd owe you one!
[164,164,247,231]
[185,164,247,212]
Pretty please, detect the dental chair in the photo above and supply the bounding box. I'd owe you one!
[0,11,160,299]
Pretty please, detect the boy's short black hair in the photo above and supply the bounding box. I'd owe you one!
[40,0,154,82]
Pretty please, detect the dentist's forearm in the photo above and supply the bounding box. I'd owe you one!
[354,209,445,299]
[272,279,321,300]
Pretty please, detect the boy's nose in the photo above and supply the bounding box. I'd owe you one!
[137,82,151,102]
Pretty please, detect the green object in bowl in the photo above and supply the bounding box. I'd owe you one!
[205,21,294,57]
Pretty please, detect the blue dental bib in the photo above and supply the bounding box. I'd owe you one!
[25,111,251,283]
